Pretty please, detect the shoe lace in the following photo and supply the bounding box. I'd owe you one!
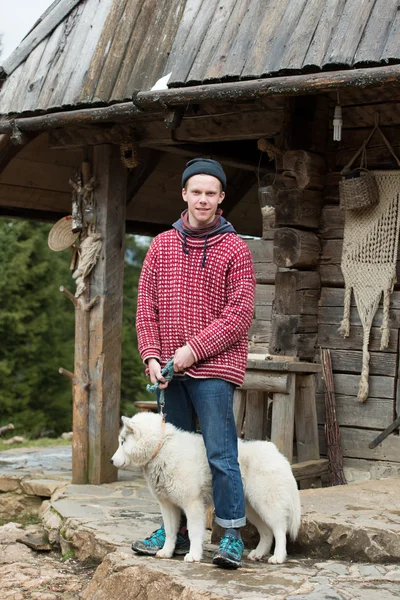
[220,535,243,554]
[145,525,165,545]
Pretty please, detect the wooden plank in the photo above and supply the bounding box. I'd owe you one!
[219,0,270,81]
[320,205,344,239]
[241,370,288,394]
[255,304,272,322]
[6,40,48,115]
[319,305,400,330]
[332,126,400,170]
[0,183,71,212]
[233,389,246,437]
[319,426,400,462]
[324,0,376,65]
[245,239,274,263]
[186,0,238,83]
[244,391,267,440]
[265,0,321,73]
[316,393,395,429]
[125,0,186,94]
[255,284,275,306]
[271,373,296,462]
[246,359,321,374]
[381,4,400,62]
[252,262,276,285]
[324,348,397,377]
[330,102,400,130]
[1,0,83,75]
[0,157,74,193]
[303,0,346,68]
[320,286,400,309]
[354,0,397,64]
[167,0,220,86]
[88,145,127,484]
[295,373,321,488]
[63,0,114,105]
[316,372,395,399]
[318,323,398,353]
[291,458,329,481]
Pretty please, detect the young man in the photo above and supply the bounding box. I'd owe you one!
[133,158,256,569]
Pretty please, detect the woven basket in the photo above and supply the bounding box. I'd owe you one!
[339,168,379,210]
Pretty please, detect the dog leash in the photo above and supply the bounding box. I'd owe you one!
[146,357,175,416]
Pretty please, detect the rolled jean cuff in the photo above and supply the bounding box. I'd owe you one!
[215,515,246,528]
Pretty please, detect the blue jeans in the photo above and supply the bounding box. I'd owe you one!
[157,375,246,528]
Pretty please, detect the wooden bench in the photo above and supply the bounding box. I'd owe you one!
[236,357,328,488]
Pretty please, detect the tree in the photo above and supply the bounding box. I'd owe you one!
[0,219,151,435]
[121,235,152,415]
[0,219,75,435]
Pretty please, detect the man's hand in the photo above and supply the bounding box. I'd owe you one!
[174,345,196,372]
[148,358,169,389]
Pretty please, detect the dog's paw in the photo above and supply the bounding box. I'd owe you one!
[184,552,201,563]
[156,548,173,559]
[268,554,286,564]
[247,550,263,561]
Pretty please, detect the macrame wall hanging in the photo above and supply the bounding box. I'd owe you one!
[340,123,400,402]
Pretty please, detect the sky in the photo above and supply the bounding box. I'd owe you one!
[0,0,54,60]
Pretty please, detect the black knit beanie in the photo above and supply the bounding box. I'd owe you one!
[182,158,226,191]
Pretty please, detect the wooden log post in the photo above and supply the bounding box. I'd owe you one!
[273,228,320,269]
[87,145,127,484]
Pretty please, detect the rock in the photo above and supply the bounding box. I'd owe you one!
[0,491,42,520]
[81,552,224,600]
[21,479,66,497]
[16,533,52,552]
[61,432,73,440]
[3,436,25,445]
[41,503,63,545]
[0,475,21,492]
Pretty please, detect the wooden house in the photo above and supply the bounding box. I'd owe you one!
[1,0,400,485]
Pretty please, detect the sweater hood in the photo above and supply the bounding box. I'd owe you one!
[172,215,236,237]
[172,215,236,268]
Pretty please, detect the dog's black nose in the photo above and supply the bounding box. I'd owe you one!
[110,459,113,464]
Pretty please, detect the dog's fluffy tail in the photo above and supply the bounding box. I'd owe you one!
[289,487,302,541]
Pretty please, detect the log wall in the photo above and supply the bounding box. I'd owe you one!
[317,93,400,470]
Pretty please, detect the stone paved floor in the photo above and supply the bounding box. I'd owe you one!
[2,445,400,598]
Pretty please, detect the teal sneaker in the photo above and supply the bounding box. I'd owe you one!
[213,534,244,569]
[131,525,190,556]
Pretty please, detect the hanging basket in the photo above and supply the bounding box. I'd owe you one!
[339,168,379,210]
[48,216,79,251]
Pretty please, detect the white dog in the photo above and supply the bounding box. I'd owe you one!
[111,412,301,564]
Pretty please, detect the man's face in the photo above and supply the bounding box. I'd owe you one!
[182,174,225,228]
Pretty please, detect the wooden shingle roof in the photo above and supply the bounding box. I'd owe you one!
[1,0,400,116]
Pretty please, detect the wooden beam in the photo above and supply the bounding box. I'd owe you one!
[3,64,400,133]
[126,149,162,206]
[87,145,127,484]
[0,206,68,223]
[143,143,271,174]
[1,0,83,76]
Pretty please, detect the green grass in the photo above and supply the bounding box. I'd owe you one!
[0,437,72,452]
[0,510,42,527]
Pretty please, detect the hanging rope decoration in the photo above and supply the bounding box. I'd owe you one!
[73,233,102,298]
[340,153,400,401]
[120,138,140,169]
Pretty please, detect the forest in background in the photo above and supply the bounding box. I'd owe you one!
[0,218,151,437]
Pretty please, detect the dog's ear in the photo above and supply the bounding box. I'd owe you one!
[121,416,135,433]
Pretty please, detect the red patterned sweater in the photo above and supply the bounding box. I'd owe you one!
[136,229,256,386]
